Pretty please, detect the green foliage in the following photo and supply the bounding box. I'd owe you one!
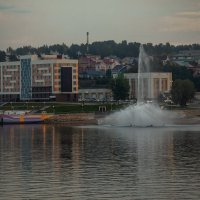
[45,103,124,113]
[193,77,200,92]
[106,69,112,78]
[2,41,200,60]
[171,79,195,106]
[9,54,19,61]
[79,77,111,89]
[0,51,6,62]
[163,62,200,91]
[111,74,130,100]
[163,63,193,81]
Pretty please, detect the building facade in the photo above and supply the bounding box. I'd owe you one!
[0,55,78,102]
[78,88,112,101]
[124,72,172,100]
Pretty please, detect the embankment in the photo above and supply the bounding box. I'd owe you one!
[45,113,99,125]
[171,109,200,125]
[44,109,200,126]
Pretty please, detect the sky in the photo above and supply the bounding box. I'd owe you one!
[0,0,200,50]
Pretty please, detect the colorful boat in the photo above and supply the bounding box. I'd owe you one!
[0,113,50,124]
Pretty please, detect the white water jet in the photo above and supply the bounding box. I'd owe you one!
[99,45,177,127]
[137,45,152,102]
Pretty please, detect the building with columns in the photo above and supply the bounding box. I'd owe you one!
[124,72,172,100]
[0,55,78,102]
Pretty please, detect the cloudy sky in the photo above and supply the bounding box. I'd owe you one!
[0,0,200,50]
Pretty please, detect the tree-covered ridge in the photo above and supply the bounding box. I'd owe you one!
[1,41,200,61]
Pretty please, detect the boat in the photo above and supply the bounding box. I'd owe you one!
[0,113,50,125]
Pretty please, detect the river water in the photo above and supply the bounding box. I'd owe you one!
[0,124,200,200]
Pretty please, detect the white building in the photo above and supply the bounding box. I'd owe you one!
[124,72,172,100]
[78,88,112,101]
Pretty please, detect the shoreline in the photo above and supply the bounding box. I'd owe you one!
[44,109,200,126]
[45,113,99,125]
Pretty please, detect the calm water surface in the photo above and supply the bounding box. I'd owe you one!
[0,124,200,199]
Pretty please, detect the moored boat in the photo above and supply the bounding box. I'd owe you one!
[0,113,50,124]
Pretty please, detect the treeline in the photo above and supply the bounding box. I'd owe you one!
[1,41,200,62]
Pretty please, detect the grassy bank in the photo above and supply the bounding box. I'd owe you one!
[1,102,200,115]
[0,102,126,114]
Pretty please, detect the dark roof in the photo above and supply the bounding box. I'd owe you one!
[112,65,127,73]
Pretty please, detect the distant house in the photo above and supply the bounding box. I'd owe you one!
[78,55,101,73]
[168,50,200,77]
[112,65,128,75]
[103,57,119,70]
[95,61,107,72]
[122,57,138,65]
[169,50,200,66]
[79,55,120,77]
[79,70,106,79]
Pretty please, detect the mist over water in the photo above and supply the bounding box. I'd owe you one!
[100,103,177,127]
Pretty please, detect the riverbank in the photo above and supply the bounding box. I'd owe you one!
[44,109,200,126]
[172,109,200,125]
[45,113,99,125]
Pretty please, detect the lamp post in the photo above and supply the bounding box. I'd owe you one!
[53,105,55,114]
[81,101,84,112]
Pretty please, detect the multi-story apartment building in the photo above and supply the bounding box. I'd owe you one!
[0,55,78,102]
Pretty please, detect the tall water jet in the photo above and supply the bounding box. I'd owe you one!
[137,45,152,102]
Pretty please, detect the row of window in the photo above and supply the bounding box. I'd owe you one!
[32,69,51,73]
[0,65,19,69]
[2,89,19,92]
[2,71,19,75]
[3,76,19,80]
[33,82,52,87]
[32,64,51,67]
[33,76,52,80]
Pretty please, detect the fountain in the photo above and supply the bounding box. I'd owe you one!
[137,45,152,102]
[99,45,178,127]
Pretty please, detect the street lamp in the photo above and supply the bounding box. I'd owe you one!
[81,101,84,112]
[53,105,55,114]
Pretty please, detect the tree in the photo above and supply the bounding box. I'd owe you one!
[163,63,193,81]
[0,51,6,62]
[111,74,130,100]
[9,54,19,61]
[171,79,195,106]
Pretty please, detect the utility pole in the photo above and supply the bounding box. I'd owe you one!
[86,32,89,54]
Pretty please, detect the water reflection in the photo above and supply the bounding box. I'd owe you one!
[0,125,200,199]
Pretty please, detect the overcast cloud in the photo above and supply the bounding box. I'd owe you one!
[0,0,200,50]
